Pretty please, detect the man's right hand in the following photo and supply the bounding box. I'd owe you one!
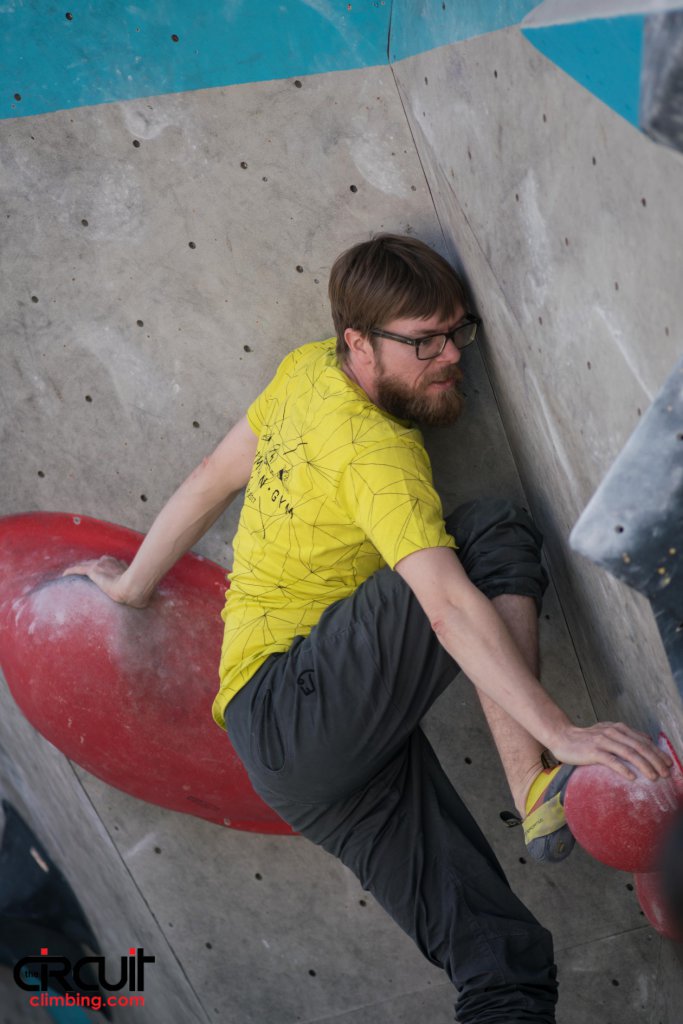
[62,557,149,608]
[547,720,672,783]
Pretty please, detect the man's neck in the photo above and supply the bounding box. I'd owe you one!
[341,355,379,406]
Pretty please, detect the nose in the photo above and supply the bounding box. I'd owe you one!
[437,337,462,363]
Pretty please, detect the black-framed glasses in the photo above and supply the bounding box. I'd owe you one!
[369,315,482,360]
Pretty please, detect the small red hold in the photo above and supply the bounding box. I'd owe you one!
[634,870,683,942]
[564,733,683,872]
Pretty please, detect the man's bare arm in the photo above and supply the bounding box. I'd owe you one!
[396,545,671,781]
[63,415,258,606]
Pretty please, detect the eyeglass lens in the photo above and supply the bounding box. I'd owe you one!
[417,320,478,359]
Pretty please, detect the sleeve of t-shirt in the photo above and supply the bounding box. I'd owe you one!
[336,438,456,568]
[246,347,302,436]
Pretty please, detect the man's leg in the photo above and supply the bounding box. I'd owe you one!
[480,594,547,816]
[253,724,558,1023]
[225,499,557,1020]
[444,502,554,818]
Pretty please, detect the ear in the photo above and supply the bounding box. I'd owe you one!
[343,327,376,366]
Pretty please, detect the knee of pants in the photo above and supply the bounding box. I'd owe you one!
[445,498,548,611]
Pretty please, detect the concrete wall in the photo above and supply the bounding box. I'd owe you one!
[2,2,683,1022]
[390,19,683,745]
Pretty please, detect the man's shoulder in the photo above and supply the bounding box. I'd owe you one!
[277,337,336,372]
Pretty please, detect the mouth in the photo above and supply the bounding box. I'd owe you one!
[427,371,462,389]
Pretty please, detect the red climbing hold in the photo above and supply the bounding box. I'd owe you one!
[0,512,293,835]
[634,870,683,942]
[564,733,683,872]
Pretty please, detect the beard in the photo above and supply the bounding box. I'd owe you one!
[375,364,465,427]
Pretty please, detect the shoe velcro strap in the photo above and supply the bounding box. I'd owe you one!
[523,792,566,842]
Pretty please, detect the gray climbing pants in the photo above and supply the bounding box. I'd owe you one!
[225,498,557,1023]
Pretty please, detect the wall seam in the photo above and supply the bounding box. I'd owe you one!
[386,55,602,728]
[65,760,213,1023]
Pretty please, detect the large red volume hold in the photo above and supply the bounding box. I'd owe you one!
[0,512,293,835]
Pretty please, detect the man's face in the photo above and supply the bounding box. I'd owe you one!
[370,311,466,426]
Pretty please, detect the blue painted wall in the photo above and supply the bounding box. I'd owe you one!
[0,1,653,128]
[389,0,539,62]
[522,15,645,127]
[2,0,391,120]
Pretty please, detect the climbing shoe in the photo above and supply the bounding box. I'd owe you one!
[500,763,576,863]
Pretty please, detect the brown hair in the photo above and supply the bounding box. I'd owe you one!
[328,234,467,362]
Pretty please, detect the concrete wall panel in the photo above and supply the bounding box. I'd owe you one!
[1,66,440,566]
[0,673,206,1023]
[391,26,683,750]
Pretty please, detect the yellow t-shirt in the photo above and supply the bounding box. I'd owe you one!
[212,339,455,727]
